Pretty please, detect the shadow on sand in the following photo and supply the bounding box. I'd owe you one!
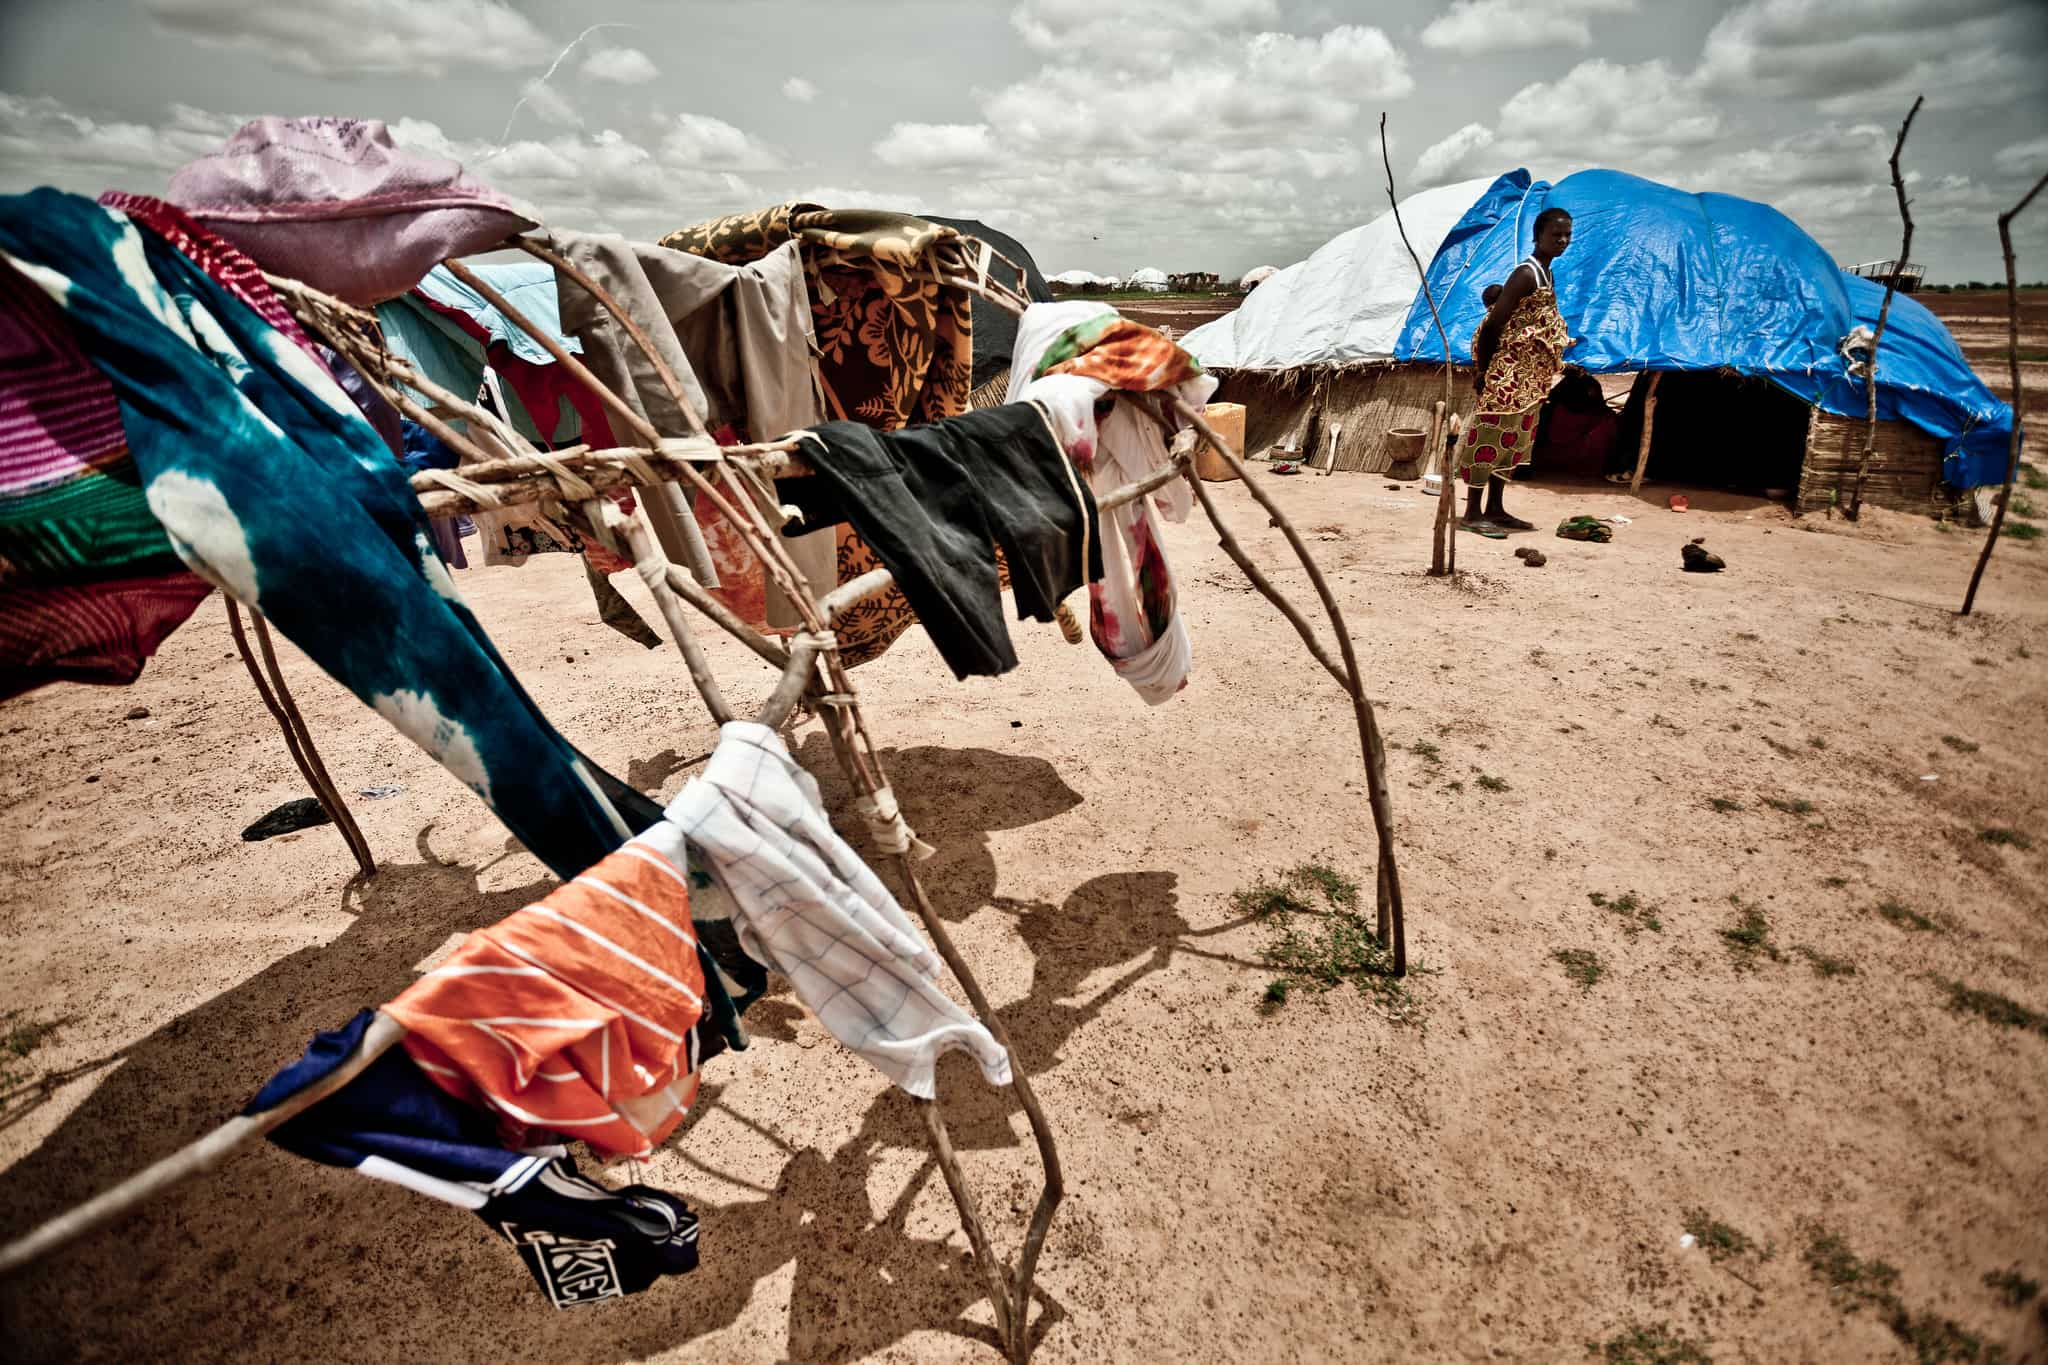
[2,744,1246,1362]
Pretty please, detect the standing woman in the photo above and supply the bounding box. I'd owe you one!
[1462,207,1573,530]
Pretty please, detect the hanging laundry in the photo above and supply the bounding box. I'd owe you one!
[0,238,207,698]
[97,192,332,365]
[166,116,536,307]
[379,269,654,627]
[1009,302,1215,705]
[387,263,614,448]
[0,189,655,880]
[782,402,1100,680]
[667,722,1011,1098]
[257,1011,700,1308]
[385,822,710,1158]
[545,229,831,624]
[13,191,771,1054]
[662,203,978,667]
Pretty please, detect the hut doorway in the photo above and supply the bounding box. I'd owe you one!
[1607,370,1811,498]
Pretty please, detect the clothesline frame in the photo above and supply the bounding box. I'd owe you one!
[0,221,1405,1365]
[319,241,1065,1357]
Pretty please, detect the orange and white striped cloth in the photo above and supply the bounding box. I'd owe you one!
[386,822,706,1158]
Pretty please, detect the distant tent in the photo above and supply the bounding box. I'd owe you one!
[1395,167,2014,504]
[1183,175,1503,472]
[1048,269,1103,287]
[920,215,1054,393]
[1186,176,1495,370]
[1126,267,1168,292]
[1238,266,1278,291]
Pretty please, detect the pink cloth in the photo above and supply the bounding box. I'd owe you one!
[168,117,536,306]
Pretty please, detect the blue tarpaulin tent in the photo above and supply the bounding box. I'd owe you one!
[1392,168,2013,489]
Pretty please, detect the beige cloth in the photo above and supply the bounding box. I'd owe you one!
[548,231,832,625]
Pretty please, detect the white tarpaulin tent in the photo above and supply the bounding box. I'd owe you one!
[1183,177,1494,369]
[1048,269,1109,287]
[1126,266,1169,292]
[1238,265,1278,291]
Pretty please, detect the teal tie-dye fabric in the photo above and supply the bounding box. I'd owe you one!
[0,189,762,1045]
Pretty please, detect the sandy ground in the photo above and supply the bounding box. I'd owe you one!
[4,318,2047,1363]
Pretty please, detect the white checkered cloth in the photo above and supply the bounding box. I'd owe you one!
[663,722,1012,1097]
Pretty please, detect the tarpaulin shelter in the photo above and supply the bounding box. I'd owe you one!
[1394,168,2015,509]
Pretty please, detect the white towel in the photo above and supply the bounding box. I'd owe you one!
[663,722,1011,1097]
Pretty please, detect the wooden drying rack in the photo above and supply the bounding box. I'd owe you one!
[0,228,1406,1364]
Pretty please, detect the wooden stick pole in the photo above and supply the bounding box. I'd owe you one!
[1433,414,1462,577]
[0,1013,405,1275]
[754,634,821,730]
[249,612,375,877]
[1381,111,1459,576]
[1961,168,2048,615]
[1849,95,1923,521]
[225,601,375,878]
[1628,372,1663,493]
[919,1097,1016,1344]
[613,510,733,725]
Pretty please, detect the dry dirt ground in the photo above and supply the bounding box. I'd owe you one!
[3,311,2046,1364]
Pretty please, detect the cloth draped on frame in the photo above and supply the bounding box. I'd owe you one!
[0,255,211,697]
[257,1010,701,1308]
[377,263,637,572]
[660,203,976,667]
[1463,256,1568,487]
[667,722,1011,1098]
[544,229,833,630]
[0,189,764,1053]
[386,817,711,1158]
[1008,302,1214,705]
[0,191,334,699]
[780,403,1101,680]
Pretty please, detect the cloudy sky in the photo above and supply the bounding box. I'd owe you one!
[1,0,2043,282]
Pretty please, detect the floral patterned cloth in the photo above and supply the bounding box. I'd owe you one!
[661,204,975,667]
[1463,259,1568,487]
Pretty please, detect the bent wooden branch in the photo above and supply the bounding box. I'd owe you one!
[1961,168,2048,615]
[1380,111,1460,578]
[0,1013,405,1275]
[1155,394,1407,974]
[1849,95,1923,520]
[226,601,375,878]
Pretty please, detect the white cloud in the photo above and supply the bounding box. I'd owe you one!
[660,113,785,170]
[1699,123,1892,192]
[1697,0,2042,112]
[0,93,240,191]
[781,76,818,103]
[393,117,760,233]
[1413,123,1497,187]
[517,79,581,129]
[1244,25,1414,98]
[1010,0,1279,58]
[910,11,1420,271]
[579,45,659,85]
[873,123,998,171]
[1490,59,1721,173]
[1992,137,2048,179]
[1420,0,1637,51]
[140,0,554,77]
